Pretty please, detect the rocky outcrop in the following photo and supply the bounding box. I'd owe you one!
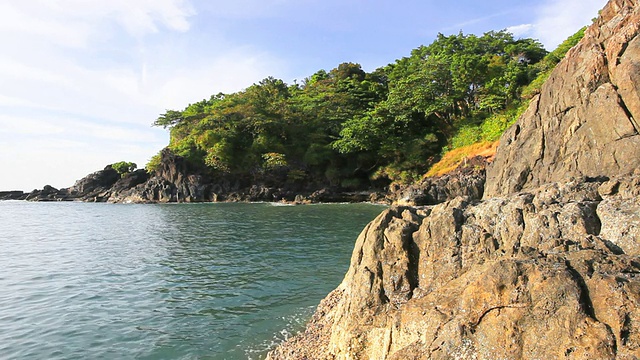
[66,165,121,198]
[485,0,640,197]
[19,147,386,204]
[25,185,66,201]
[388,156,489,206]
[269,0,640,358]
[0,191,26,200]
[21,165,146,202]
[268,174,640,359]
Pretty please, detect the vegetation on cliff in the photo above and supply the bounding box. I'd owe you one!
[150,26,586,192]
[151,30,551,188]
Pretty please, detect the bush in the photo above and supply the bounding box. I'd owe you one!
[111,161,137,176]
[146,152,162,173]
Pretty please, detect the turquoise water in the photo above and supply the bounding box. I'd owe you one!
[0,201,383,359]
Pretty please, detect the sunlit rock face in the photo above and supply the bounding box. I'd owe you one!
[485,0,640,198]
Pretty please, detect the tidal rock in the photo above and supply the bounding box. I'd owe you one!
[485,0,640,198]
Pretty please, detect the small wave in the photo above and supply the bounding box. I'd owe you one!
[268,202,295,207]
[243,305,315,358]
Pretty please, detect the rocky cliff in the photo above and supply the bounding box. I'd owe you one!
[269,175,640,359]
[485,0,640,197]
[268,0,640,358]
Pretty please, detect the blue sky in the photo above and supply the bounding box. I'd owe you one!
[0,0,606,191]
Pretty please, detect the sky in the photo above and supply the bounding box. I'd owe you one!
[0,0,607,191]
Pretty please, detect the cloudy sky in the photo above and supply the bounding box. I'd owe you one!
[0,0,606,191]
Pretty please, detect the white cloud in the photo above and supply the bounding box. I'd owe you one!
[506,24,535,38]
[0,0,287,191]
[0,115,65,136]
[531,0,607,49]
[0,0,195,47]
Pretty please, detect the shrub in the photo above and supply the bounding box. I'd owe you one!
[111,161,137,176]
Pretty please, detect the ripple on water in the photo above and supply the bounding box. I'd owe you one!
[0,201,383,359]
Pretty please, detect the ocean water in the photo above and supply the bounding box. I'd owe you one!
[0,201,383,359]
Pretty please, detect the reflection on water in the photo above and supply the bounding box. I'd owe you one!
[0,201,383,359]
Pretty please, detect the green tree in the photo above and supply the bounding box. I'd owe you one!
[111,161,137,176]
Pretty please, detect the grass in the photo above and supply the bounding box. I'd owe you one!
[425,141,498,178]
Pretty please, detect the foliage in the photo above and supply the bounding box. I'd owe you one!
[111,161,137,176]
[262,152,288,170]
[149,28,578,186]
[429,28,587,177]
[146,152,162,173]
[448,103,527,150]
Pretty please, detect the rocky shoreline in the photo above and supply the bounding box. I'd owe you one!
[3,149,489,206]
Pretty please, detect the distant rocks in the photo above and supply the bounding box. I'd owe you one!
[0,191,26,200]
[12,148,388,204]
[387,155,489,206]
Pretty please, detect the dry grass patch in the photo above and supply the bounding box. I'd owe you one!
[425,141,498,178]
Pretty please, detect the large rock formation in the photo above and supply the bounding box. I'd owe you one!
[19,147,385,204]
[268,0,640,358]
[269,174,640,359]
[485,0,640,197]
[20,165,150,202]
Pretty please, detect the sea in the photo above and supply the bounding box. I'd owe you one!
[0,201,384,359]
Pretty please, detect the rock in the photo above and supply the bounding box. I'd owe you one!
[66,165,120,198]
[485,0,640,198]
[0,191,25,200]
[388,156,488,206]
[268,175,640,359]
[389,172,485,206]
[597,174,640,256]
[25,185,63,201]
[26,166,122,202]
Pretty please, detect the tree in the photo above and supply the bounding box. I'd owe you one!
[111,161,137,176]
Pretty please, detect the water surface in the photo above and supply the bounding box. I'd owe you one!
[0,201,383,359]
